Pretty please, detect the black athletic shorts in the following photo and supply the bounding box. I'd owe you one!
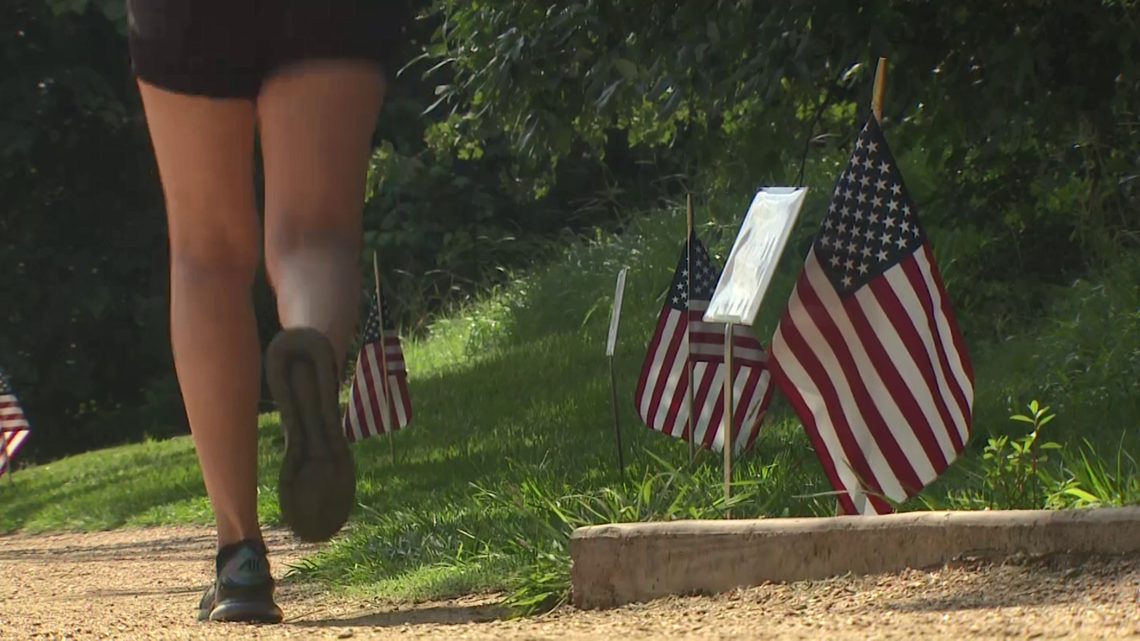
[126,0,409,98]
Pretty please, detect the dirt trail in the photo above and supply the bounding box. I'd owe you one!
[3,526,1140,639]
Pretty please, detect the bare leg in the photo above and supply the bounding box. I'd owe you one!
[257,60,386,368]
[135,81,262,549]
[255,60,385,542]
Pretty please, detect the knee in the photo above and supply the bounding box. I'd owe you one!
[264,210,361,261]
[169,221,260,286]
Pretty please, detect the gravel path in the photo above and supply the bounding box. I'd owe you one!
[3,526,1140,639]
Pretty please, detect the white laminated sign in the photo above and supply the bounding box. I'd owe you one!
[606,267,628,357]
[704,187,809,326]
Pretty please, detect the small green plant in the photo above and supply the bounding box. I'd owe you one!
[979,400,1063,508]
[1046,436,1140,509]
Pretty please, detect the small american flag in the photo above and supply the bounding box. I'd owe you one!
[768,114,974,515]
[1,368,31,476]
[634,231,774,453]
[343,289,412,442]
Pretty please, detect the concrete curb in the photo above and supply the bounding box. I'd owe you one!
[568,507,1140,609]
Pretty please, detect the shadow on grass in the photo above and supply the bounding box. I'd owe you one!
[0,455,206,534]
[0,326,685,530]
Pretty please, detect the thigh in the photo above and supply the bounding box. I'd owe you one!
[136,81,260,267]
[256,61,385,240]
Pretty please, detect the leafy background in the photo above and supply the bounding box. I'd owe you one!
[2,0,1137,462]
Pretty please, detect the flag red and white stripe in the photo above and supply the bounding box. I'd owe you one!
[1,370,30,476]
[343,291,412,442]
[635,232,774,453]
[769,114,974,515]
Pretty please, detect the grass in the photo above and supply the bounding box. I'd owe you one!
[0,413,285,533]
[2,186,1139,611]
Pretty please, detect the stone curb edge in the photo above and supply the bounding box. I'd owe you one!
[568,507,1140,609]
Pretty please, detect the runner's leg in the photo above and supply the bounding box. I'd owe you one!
[258,60,386,368]
[134,82,263,549]
[256,60,386,542]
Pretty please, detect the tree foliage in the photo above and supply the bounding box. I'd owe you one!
[428,1,1137,185]
[425,0,1139,330]
[1,0,181,454]
[2,0,1137,460]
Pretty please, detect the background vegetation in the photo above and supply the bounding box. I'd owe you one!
[3,0,1137,460]
[1,0,1138,615]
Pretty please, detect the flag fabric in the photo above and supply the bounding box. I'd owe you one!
[768,114,974,515]
[634,231,775,453]
[1,368,31,476]
[343,289,412,442]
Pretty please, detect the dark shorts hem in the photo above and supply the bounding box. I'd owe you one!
[131,52,392,100]
[126,0,408,99]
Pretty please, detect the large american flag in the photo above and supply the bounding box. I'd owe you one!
[343,290,412,442]
[1,368,31,476]
[634,232,774,453]
[768,114,974,515]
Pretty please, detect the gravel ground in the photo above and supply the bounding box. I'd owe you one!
[3,526,1140,639]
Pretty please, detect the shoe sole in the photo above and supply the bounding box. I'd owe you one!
[208,600,284,624]
[266,328,355,543]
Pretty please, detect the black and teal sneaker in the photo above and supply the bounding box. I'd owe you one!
[197,539,283,624]
[266,327,356,543]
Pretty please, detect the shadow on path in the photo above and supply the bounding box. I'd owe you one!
[292,601,509,629]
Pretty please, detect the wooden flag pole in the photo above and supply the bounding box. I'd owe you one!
[722,322,735,517]
[372,251,397,466]
[872,57,887,122]
[685,194,698,467]
[1,432,9,486]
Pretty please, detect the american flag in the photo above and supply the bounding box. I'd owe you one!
[343,289,412,442]
[634,231,774,453]
[768,114,974,515]
[1,368,31,476]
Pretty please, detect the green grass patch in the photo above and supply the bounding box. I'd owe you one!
[2,193,1138,612]
[0,414,288,533]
